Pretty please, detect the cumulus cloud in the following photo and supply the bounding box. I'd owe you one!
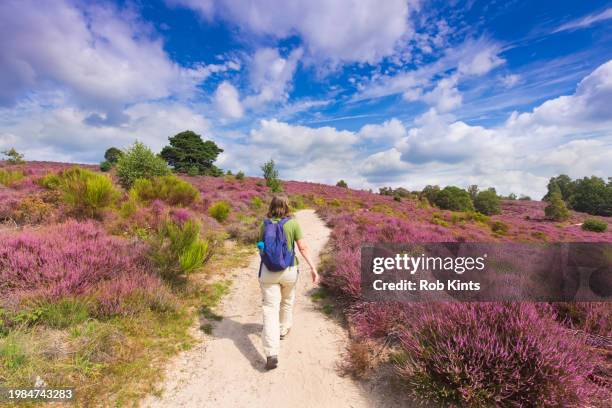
[168,0,416,64]
[358,118,407,141]
[0,99,210,163]
[243,47,302,109]
[0,0,219,123]
[359,60,612,197]
[213,81,244,119]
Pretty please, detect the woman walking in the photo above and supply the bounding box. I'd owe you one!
[258,195,319,370]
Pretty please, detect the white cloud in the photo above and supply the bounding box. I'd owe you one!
[554,7,612,33]
[354,38,503,102]
[168,0,417,64]
[0,99,210,163]
[421,75,462,112]
[359,60,612,197]
[0,0,219,123]
[458,45,505,76]
[358,118,407,141]
[213,81,244,119]
[243,47,302,109]
[501,74,521,88]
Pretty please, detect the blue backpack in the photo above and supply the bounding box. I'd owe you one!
[260,217,294,272]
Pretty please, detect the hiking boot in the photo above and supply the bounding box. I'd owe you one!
[280,329,290,340]
[266,356,278,370]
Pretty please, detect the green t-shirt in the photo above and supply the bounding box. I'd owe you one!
[259,217,303,264]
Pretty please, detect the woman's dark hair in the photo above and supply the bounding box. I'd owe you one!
[267,195,291,218]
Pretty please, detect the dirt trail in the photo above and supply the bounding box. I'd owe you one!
[141,209,390,408]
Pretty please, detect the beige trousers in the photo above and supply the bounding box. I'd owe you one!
[259,262,298,357]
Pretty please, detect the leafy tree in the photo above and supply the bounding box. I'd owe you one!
[160,130,223,176]
[336,180,348,188]
[235,171,245,180]
[544,190,570,221]
[116,141,170,189]
[519,195,531,201]
[506,193,517,200]
[474,188,501,215]
[104,147,123,164]
[434,186,475,212]
[261,159,283,192]
[570,176,612,216]
[467,185,479,201]
[543,175,575,202]
[420,185,441,205]
[1,148,24,164]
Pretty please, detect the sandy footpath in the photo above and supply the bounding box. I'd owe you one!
[141,209,392,408]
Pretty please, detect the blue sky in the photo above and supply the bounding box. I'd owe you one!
[1,0,611,198]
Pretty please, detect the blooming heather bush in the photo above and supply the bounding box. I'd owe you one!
[0,221,170,319]
[130,175,199,206]
[396,303,605,407]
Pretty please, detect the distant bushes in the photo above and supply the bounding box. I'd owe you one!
[544,174,612,216]
[149,219,209,280]
[396,303,603,407]
[473,188,501,215]
[130,175,199,206]
[581,218,607,232]
[40,167,119,219]
[0,169,24,187]
[208,201,231,222]
[336,180,348,188]
[116,141,170,189]
[434,186,474,212]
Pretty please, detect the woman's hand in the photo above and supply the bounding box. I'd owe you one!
[310,267,320,285]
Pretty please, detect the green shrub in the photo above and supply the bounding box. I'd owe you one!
[99,160,112,172]
[250,196,264,209]
[544,191,570,221]
[38,298,90,328]
[150,219,210,280]
[490,220,509,235]
[581,218,608,232]
[268,178,283,193]
[116,141,170,189]
[130,175,199,206]
[235,171,245,180]
[0,169,24,187]
[290,195,306,210]
[48,167,119,218]
[208,201,231,222]
[434,186,474,212]
[336,180,348,188]
[474,189,501,215]
[38,172,62,189]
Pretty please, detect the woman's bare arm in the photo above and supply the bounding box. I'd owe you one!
[296,239,319,284]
